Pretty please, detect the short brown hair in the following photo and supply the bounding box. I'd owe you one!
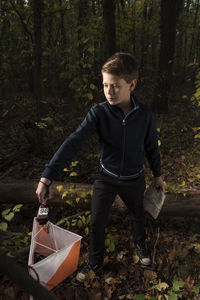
[101,52,139,83]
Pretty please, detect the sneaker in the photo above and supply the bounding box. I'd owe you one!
[135,241,151,266]
[76,261,103,282]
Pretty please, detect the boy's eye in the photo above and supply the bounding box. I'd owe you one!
[103,84,120,88]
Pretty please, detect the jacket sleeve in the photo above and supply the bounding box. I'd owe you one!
[144,110,161,177]
[41,106,99,180]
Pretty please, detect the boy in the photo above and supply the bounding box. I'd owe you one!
[36,53,164,282]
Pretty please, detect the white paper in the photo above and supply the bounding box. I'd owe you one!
[144,183,165,219]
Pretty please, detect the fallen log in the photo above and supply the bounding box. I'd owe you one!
[0,250,60,300]
[0,179,200,216]
[0,179,92,204]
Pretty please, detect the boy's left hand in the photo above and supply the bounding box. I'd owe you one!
[154,176,165,192]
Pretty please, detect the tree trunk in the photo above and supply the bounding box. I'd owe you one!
[188,0,200,63]
[77,0,89,63]
[33,0,43,150]
[103,0,116,58]
[91,0,99,77]
[140,0,148,73]
[196,25,200,64]
[45,1,53,95]
[132,0,136,56]
[152,0,183,113]
[59,0,67,47]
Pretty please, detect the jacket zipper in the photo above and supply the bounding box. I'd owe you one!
[120,119,126,176]
[120,108,136,177]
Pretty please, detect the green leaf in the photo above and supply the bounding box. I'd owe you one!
[168,294,178,300]
[110,240,115,252]
[0,222,8,231]
[62,191,68,199]
[86,214,91,224]
[2,208,11,218]
[71,161,79,167]
[76,197,80,203]
[173,280,184,292]
[86,93,93,100]
[66,200,73,206]
[90,83,95,90]
[80,192,86,198]
[155,281,169,291]
[4,212,14,222]
[194,133,200,139]
[133,295,146,300]
[85,227,89,235]
[105,239,110,248]
[56,185,63,192]
[70,172,77,177]
[13,204,23,212]
[77,220,82,228]
[81,215,86,223]
[193,285,200,294]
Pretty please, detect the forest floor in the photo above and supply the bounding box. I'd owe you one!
[0,84,200,299]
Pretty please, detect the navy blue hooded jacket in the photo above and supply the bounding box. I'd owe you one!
[42,94,161,181]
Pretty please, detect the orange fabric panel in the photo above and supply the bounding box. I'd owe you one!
[45,240,81,290]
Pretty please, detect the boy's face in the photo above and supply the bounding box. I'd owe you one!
[102,72,136,108]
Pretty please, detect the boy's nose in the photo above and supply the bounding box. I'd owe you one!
[108,86,114,95]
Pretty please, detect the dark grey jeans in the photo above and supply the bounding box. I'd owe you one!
[89,172,146,265]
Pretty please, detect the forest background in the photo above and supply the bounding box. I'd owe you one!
[0,0,200,300]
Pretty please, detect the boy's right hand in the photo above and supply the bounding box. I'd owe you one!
[36,177,51,204]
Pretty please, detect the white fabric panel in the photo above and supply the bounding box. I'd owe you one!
[29,243,73,284]
[28,218,82,286]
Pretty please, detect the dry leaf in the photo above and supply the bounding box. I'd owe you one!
[104,256,109,264]
[105,277,114,285]
[144,269,157,281]
[185,276,194,291]
[168,246,176,264]
[191,243,200,254]
[117,251,125,261]
[88,290,102,300]
[133,254,140,264]
[126,294,134,299]
[4,287,15,298]
[104,283,114,299]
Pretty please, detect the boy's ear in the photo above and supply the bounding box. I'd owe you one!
[130,79,137,91]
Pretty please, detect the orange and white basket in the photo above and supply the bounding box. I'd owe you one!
[28,218,82,291]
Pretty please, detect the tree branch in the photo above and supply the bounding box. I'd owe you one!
[9,0,33,43]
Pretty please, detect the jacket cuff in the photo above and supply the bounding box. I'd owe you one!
[41,166,57,181]
[153,169,161,178]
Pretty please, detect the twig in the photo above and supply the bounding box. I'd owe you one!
[11,246,30,258]
[0,231,24,237]
[152,227,160,265]
[0,231,26,242]
[56,211,87,226]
